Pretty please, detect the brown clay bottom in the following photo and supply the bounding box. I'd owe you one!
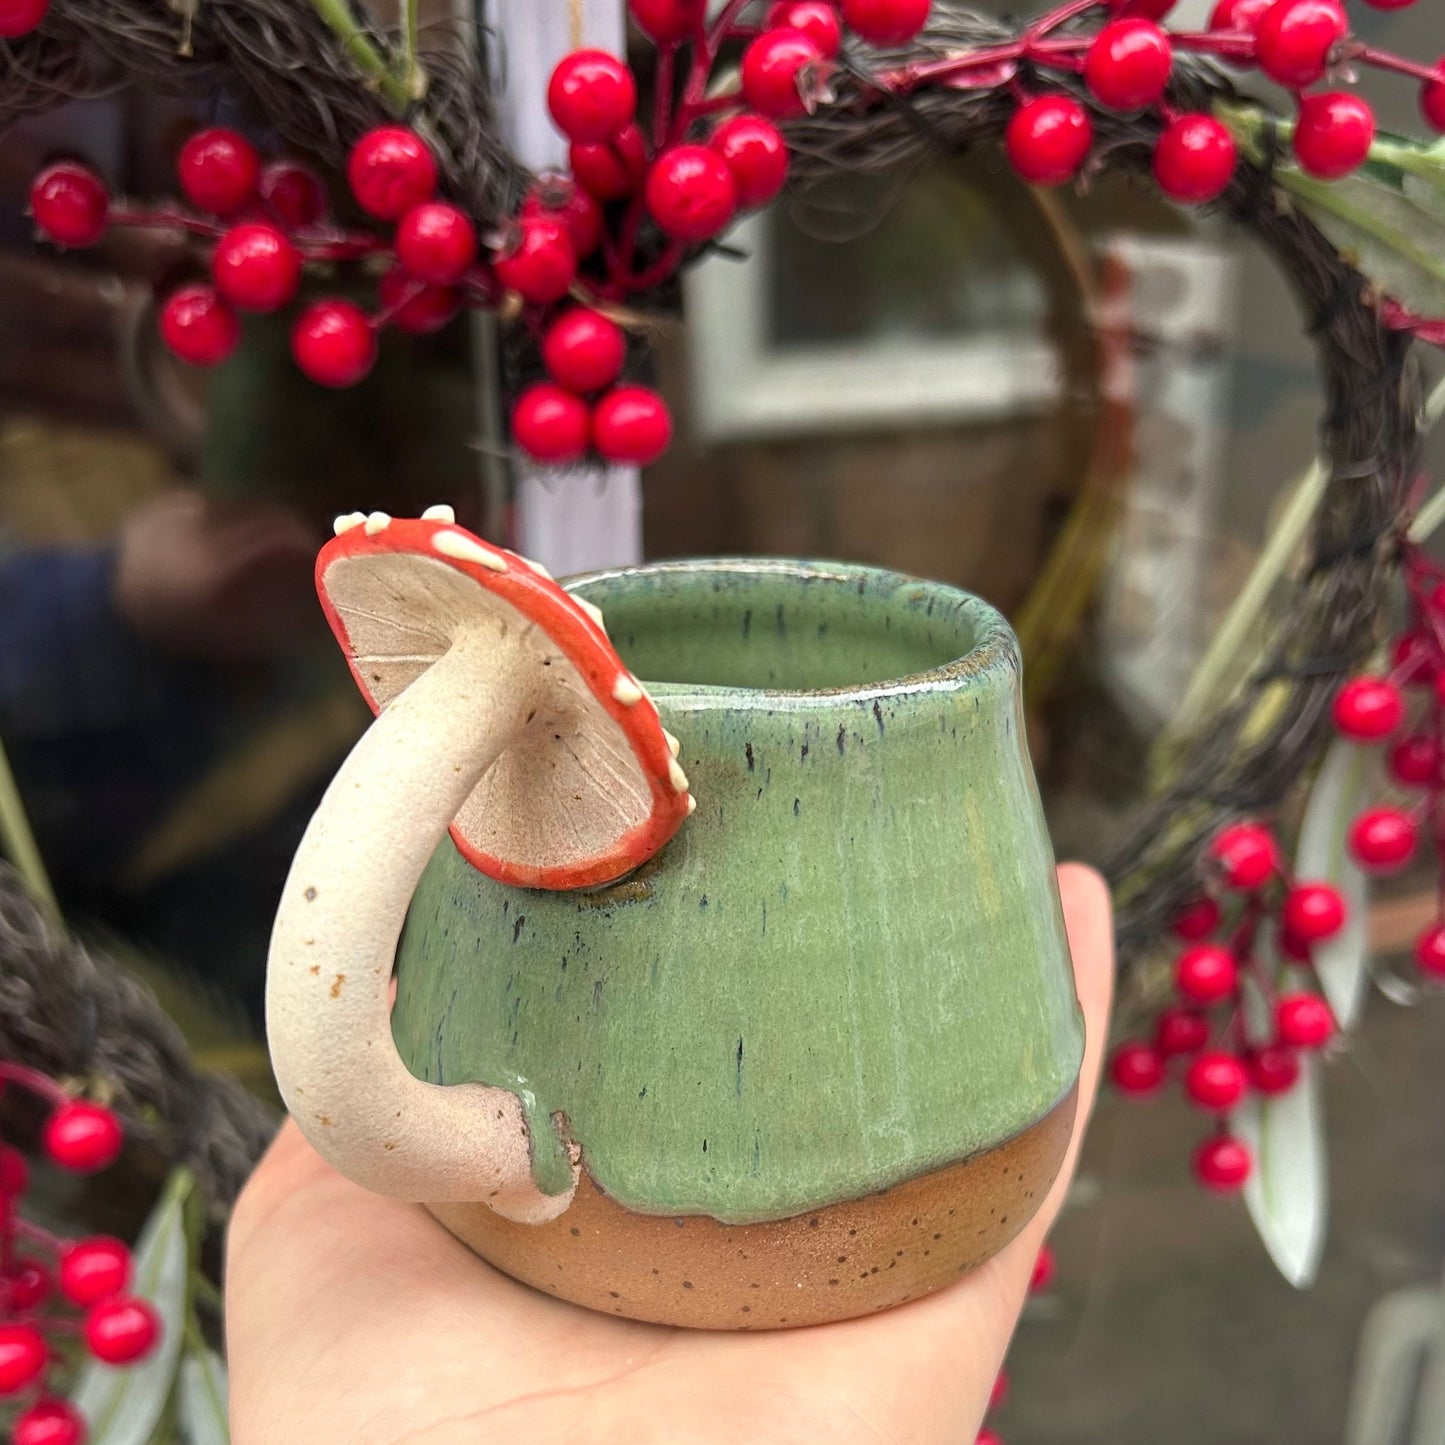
[429,1085,1077,1330]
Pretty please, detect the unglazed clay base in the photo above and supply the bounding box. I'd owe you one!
[429,1085,1076,1330]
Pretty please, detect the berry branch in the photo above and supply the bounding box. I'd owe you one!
[17,0,1444,475]
[0,1066,161,1445]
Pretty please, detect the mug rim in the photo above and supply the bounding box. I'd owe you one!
[565,556,1018,704]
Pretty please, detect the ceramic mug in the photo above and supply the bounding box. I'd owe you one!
[269,551,1083,1330]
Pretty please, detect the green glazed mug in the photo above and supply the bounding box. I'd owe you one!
[267,545,1083,1330]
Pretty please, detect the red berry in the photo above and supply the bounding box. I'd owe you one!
[709,113,790,209]
[1153,114,1237,203]
[543,309,626,394]
[513,384,590,463]
[523,177,603,259]
[9,1261,51,1311]
[1085,19,1173,111]
[43,1101,122,1172]
[1110,1041,1166,1096]
[767,2,842,58]
[1208,822,1279,890]
[177,128,259,217]
[1278,926,1315,965]
[29,162,109,248]
[628,0,705,42]
[347,127,437,221]
[1416,924,1445,980]
[1247,1045,1301,1096]
[1333,676,1403,742]
[1276,993,1334,1049]
[59,1237,131,1307]
[1192,1135,1252,1192]
[593,386,673,465]
[396,202,476,284]
[1006,96,1092,187]
[0,1324,46,1394]
[1282,882,1346,942]
[1028,1243,1056,1293]
[0,1146,28,1197]
[1348,807,1417,873]
[85,1297,159,1365]
[1176,943,1239,1004]
[548,50,637,144]
[378,267,460,336]
[1293,92,1374,179]
[646,145,738,243]
[842,0,931,46]
[212,223,301,313]
[493,214,577,304]
[741,29,828,119]
[989,1367,1009,1412]
[1184,1051,1248,1112]
[291,300,376,388]
[259,161,326,230]
[1171,896,1222,941]
[1254,0,1347,88]
[569,124,649,200]
[1209,0,1271,30]
[1390,734,1438,788]
[1156,1005,1211,1057]
[1423,62,1445,133]
[976,1431,1003,1445]
[160,285,240,367]
[0,0,45,36]
[1108,0,1176,16]
[1392,630,1436,688]
[13,1400,85,1445]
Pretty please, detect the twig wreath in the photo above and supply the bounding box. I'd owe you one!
[2,0,1445,1259]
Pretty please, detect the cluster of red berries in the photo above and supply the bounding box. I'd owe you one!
[20,0,1445,476]
[989,0,1442,202]
[0,1065,159,1445]
[1109,821,1345,1194]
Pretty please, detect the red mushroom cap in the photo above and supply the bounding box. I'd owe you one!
[317,509,691,889]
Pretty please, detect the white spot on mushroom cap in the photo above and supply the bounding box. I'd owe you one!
[365,511,392,536]
[686,794,697,815]
[421,504,456,524]
[432,529,508,573]
[613,674,643,707]
[664,730,681,758]
[577,598,607,633]
[526,557,554,581]
[668,759,689,794]
[334,512,366,535]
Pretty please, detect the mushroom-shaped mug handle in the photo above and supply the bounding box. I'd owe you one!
[265,510,693,1225]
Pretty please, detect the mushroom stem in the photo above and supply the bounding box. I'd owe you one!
[266,633,578,1224]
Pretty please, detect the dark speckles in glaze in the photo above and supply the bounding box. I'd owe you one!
[511,915,525,945]
[392,559,1083,1227]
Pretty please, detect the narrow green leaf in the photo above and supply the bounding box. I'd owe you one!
[1218,103,1445,324]
[1234,1056,1328,1288]
[72,1170,193,1445]
[177,1343,230,1445]
[1295,738,1374,1031]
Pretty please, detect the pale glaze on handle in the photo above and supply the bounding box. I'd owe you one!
[265,637,578,1224]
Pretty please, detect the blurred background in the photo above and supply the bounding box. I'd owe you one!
[0,0,1443,1440]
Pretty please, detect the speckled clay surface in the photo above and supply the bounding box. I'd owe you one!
[391,559,1084,1324]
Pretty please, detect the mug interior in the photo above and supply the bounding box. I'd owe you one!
[568,558,1008,694]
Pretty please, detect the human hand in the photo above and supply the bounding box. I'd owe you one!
[225,864,1114,1445]
[113,489,320,661]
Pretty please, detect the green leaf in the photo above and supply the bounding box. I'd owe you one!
[1234,1055,1328,1288]
[71,1170,193,1445]
[1295,737,1374,1031]
[177,1343,230,1445]
[1217,103,1445,325]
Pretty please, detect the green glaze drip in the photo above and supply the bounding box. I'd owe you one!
[391,561,1084,1224]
